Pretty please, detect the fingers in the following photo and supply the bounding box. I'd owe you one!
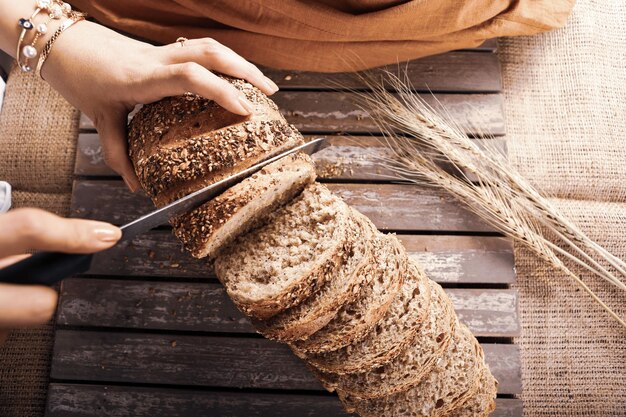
[94,109,142,192]
[163,40,278,96]
[0,208,122,258]
[0,283,57,328]
[141,63,256,116]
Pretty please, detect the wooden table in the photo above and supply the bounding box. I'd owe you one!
[45,41,523,416]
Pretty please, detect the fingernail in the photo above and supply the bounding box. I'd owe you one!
[238,95,254,115]
[94,227,121,243]
[123,176,139,193]
[263,76,279,94]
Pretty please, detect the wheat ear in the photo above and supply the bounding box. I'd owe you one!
[357,72,626,328]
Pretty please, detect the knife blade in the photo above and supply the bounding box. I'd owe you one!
[0,137,328,286]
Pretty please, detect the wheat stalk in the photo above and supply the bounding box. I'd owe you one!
[358,72,626,328]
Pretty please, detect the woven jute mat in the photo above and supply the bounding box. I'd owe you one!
[499,0,626,414]
[0,67,77,417]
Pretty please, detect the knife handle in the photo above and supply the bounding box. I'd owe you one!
[0,252,93,286]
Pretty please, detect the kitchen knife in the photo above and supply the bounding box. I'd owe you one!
[0,137,328,286]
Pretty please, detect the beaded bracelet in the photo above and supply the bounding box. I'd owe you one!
[36,12,85,79]
[16,0,73,73]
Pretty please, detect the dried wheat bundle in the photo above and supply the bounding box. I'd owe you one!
[357,72,626,328]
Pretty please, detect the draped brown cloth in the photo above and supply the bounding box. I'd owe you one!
[71,0,574,72]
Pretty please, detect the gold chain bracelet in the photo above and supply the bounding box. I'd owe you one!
[35,12,85,79]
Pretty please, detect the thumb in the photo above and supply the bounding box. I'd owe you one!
[96,109,142,192]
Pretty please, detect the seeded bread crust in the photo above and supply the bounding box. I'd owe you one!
[302,261,432,375]
[128,78,302,206]
[341,324,484,417]
[328,280,457,398]
[447,365,498,417]
[255,209,377,341]
[290,233,407,354]
[170,153,316,259]
[214,183,352,320]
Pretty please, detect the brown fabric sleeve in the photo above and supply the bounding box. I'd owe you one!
[71,0,575,72]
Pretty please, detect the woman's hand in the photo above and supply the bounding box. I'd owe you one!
[42,21,279,191]
[0,208,121,344]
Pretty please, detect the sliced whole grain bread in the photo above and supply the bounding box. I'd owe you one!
[214,182,351,320]
[170,153,316,259]
[254,209,377,341]
[329,279,458,398]
[447,365,498,417]
[302,261,432,374]
[340,324,484,417]
[128,78,303,206]
[290,233,407,354]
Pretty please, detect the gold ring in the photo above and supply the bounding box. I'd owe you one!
[176,37,188,47]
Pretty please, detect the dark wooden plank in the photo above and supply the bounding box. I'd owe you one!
[84,230,514,284]
[46,383,520,417]
[79,92,504,136]
[57,279,519,337]
[50,331,520,394]
[75,133,507,182]
[399,235,515,284]
[259,52,501,92]
[71,180,494,233]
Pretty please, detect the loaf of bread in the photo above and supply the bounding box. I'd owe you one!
[128,78,306,258]
[129,77,497,416]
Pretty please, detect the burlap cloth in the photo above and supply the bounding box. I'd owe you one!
[0,68,77,417]
[499,0,626,414]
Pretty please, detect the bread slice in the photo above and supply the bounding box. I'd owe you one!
[254,209,377,341]
[128,78,303,206]
[290,233,407,354]
[447,366,498,417]
[341,324,484,417]
[214,182,352,320]
[170,152,316,259]
[302,261,432,374]
[328,279,458,398]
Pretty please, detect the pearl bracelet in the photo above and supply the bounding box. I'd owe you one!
[16,0,74,73]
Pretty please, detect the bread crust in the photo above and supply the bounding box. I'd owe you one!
[171,152,316,259]
[290,233,407,354]
[302,261,432,375]
[341,324,484,417]
[325,280,457,399]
